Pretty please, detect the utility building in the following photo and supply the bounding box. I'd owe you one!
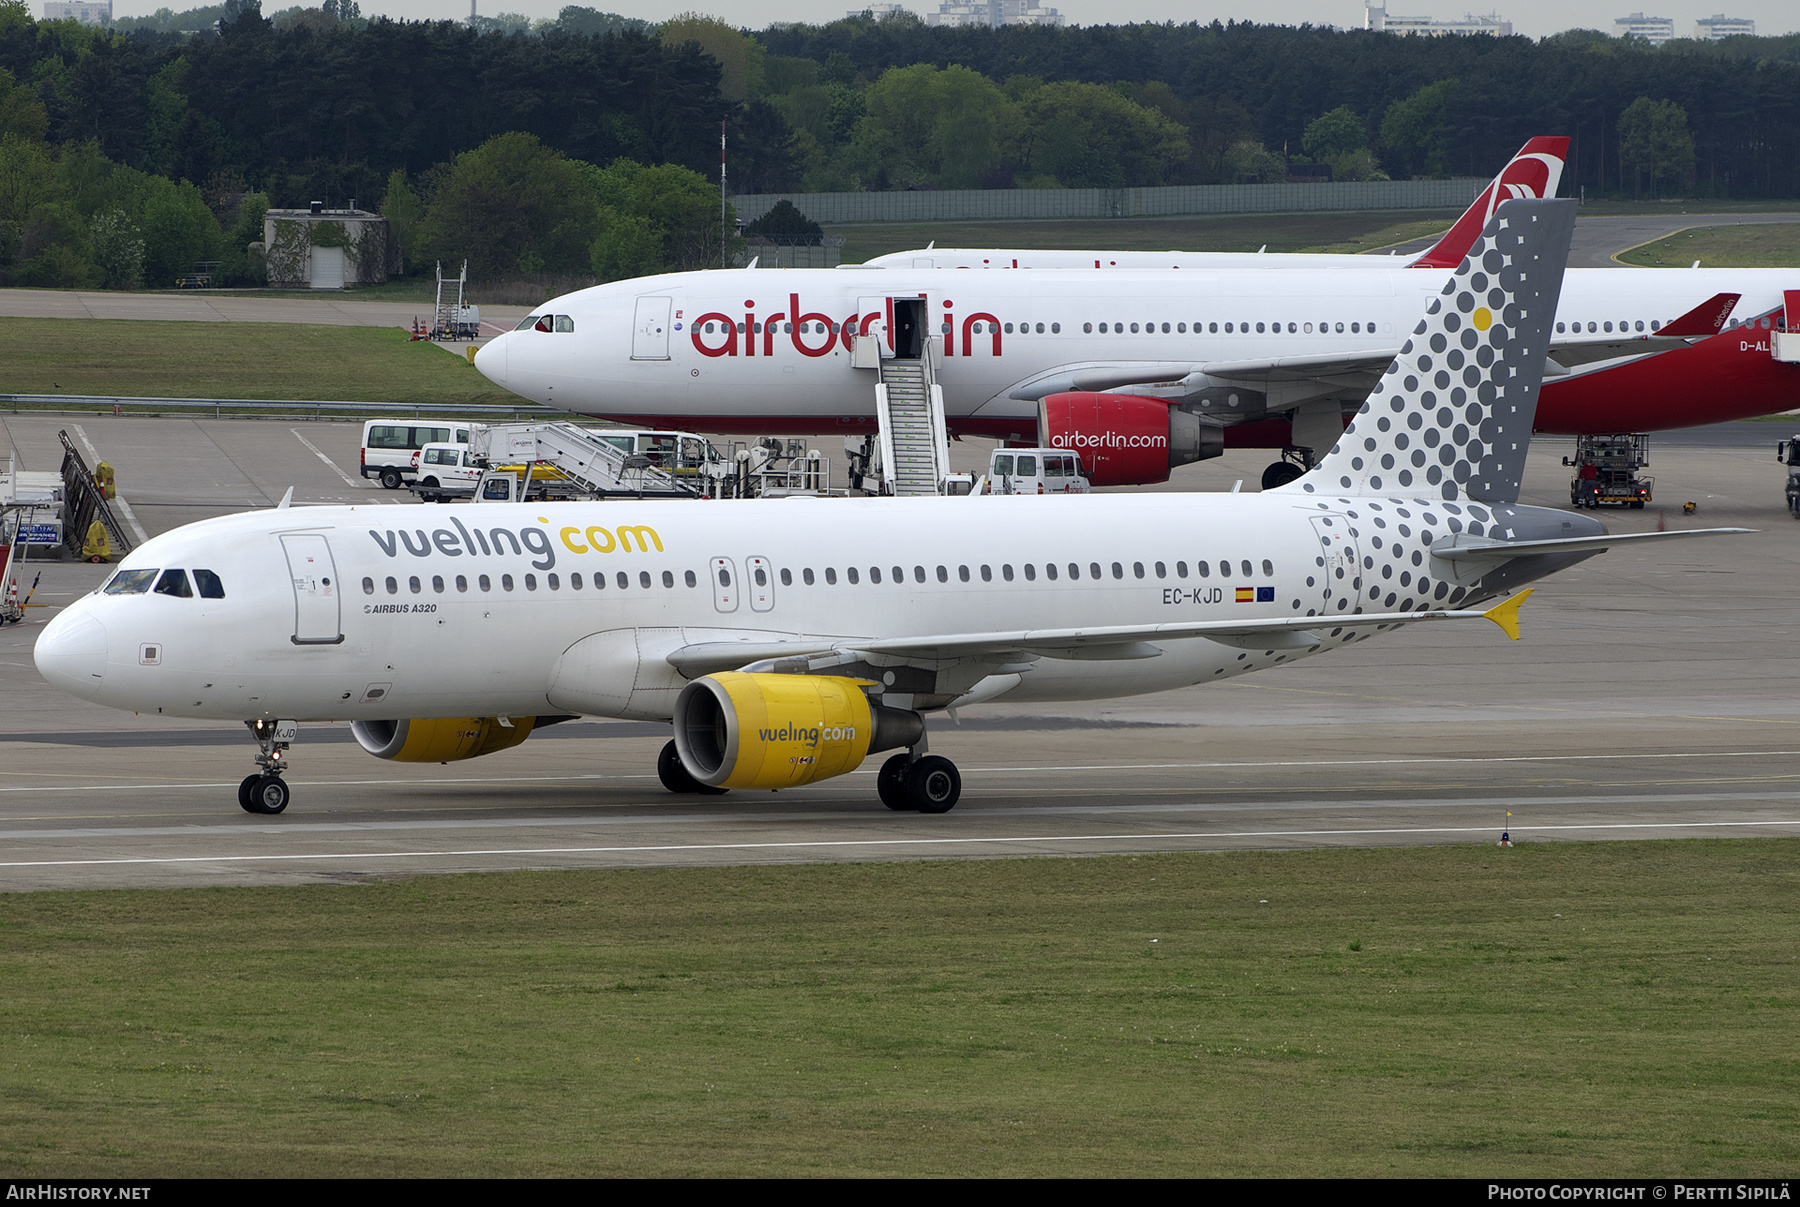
[42,0,111,23]
[925,0,1063,27]
[1364,3,1512,35]
[259,203,394,290]
[1694,13,1754,38]
[1613,11,1676,43]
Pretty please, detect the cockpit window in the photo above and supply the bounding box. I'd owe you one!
[103,568,157,595]
[554,315,574,333]
[194,569,225,599]
[533,315,553,333]
[517,315,544,331]
[153,569,193,598]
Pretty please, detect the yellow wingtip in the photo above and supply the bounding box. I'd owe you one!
[1481,588,1533,640]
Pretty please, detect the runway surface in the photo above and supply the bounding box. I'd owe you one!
[3,411,1797,891]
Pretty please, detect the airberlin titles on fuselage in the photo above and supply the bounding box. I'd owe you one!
[687,293,1006,359]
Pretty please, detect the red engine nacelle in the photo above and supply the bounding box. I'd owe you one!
[1037,393,1222,486]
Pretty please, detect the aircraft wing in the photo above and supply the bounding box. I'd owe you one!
[1002,293,1744,407]
[1547,292,1741,369]
[666,599,1533,678]
[1188,349,1400,386]
[1005,351,1400,404]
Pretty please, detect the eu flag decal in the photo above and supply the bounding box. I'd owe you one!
[1256,586,1275,602]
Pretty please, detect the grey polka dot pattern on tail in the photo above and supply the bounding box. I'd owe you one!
[1291,199,1575,506]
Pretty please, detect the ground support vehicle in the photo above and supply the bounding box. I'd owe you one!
[1565,434,1652,509]
[361,420,472,490]
[986,449,1091,495]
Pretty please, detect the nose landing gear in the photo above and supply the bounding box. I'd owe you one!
[240,718,296,814]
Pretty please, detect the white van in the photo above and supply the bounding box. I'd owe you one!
[360,420,472,489]
[988,449,1090,495]
[414,442,481,496]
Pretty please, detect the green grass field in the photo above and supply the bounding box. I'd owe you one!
[0,319,522,407]
[831,211,1462,263]
[1,839,1793,1177]
[1616,222,1800,268]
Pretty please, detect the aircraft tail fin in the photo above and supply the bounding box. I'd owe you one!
[1410,137,1569,270]
[1286,198,1577,504]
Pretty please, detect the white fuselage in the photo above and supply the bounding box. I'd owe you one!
[33,490,1567,726]
[475,265,1795,432]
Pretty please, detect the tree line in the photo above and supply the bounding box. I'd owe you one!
[3,1,1798,290]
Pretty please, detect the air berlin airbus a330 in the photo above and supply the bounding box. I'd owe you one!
[36,200,1745,816]
[475,139,1798,490]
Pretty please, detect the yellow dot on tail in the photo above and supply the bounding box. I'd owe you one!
[1472,307,1493,331]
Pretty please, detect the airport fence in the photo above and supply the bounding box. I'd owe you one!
[730,179,1490,226]
[0,395,567,421]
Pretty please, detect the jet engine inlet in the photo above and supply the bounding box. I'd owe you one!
[673,672,923,790]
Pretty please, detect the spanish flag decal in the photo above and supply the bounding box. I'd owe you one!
[1235,587,1254,603]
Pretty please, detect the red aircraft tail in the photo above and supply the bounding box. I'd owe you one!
[1411,137,1570,269]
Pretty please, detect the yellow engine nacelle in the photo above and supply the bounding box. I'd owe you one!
[351,716,537,762]
[673,673,923,791]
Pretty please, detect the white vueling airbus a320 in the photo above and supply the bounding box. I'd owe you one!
[34,200,1744,816]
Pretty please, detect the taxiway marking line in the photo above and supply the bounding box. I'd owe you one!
[5,747,1800,793]
[290,428,371,492]
[6,790,1800,840]
[3,819,1797,869]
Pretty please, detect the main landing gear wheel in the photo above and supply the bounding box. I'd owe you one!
[657,740,728,795]
[877,754,912,811]
[906,755,961,814]
[379,467,404,490]
[241,775,290,815]
[1261,461,1304,490]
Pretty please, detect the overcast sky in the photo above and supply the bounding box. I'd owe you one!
[116,1,1799,42]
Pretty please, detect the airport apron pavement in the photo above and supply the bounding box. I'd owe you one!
[2,415,1795,890]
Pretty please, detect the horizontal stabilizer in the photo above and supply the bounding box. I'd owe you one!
[1431,527,1753,561]
[1657,292,1740,338]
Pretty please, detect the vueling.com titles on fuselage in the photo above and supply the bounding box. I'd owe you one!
[685,293,1007,359]
[368,519,664,573]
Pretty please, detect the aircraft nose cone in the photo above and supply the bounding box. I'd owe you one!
[34,609,109,700]
[474,333,507,385]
